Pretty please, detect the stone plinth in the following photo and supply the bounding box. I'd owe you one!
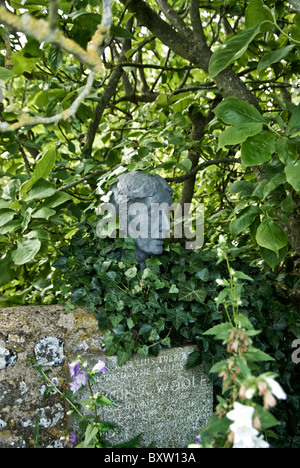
[77,346,213,448]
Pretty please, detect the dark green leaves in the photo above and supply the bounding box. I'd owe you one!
[178,282,207,303]
[49,47,63,75]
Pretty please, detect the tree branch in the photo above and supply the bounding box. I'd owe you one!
[0,0,112,132]
[155,0,194,39]
[165,157,241,183]
[0,5,107,73]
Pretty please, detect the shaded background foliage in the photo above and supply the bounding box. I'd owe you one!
[0,0,299,447]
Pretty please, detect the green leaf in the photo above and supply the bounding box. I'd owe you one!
[26,179,56,201]
[20,146,56,199]
[125,266,137,279]
[256,218,288,256]
[285,164,300,193]
[209,24,261,77]
[95,394,117,407]
[254,405,280,431]
[289,105,300,135]
[259,245,288,269]
[177,158,193,172]
[166,306,188,330]
[83,424,99,448]
[49,46,63,75]
[110,25,135,40]
[243,347,275,362]
[241,132,276,167]
[258,45,294,72]
[2,179,21,201]
[0,255,14,287]
[41,192,72,208]
[234,271,254,282]
[218,123,263,149]
[230,206,262,236]
[203,322,233,340]
[0,209,15,228]
[11,238,41,265]
[167,130,185,146]
[0,66,17,82]
[186,351,202,369]
[117,348,132,366]
[281,194,293,213]
[32,207,56,220]
[229,180,256,198]
[178,282,207,303]
[263,173,286,199]
[214,97,266,126]
[276,138,298,165]
[245,0,274,29]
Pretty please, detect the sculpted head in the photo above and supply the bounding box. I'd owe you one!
[110,172,173,268]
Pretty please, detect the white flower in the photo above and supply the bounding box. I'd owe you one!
[219,235,226,245]
[227,402,270,449]
[265,377,287,400]
[253,435,270,449]
[227,402,254,428]
[231,425,259,448]
[245,386,256,399]
[216,278,228,286]
[188,444,201,448]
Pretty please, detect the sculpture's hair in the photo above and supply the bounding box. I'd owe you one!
[110,172,173,213]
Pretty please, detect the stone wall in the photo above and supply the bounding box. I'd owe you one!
[0,306,213,448]
[0,305,104,448]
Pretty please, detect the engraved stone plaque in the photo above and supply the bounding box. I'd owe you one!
[78,346,213,448]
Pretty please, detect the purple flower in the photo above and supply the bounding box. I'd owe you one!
[68,361,81,378]
[69,433,77,444]
[195,435,202,444]
[68,370,88,393]
[92,359,108,374]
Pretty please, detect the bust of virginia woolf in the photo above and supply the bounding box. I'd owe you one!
[110,172,173,269]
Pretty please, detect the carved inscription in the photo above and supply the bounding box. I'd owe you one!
[78,346,213,448]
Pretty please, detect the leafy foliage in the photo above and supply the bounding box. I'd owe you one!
[0,0,300,448]
[53,215,300,447]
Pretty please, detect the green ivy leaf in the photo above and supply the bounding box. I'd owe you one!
[166,306,188,330]
[178,282,207,303]
[125,266,137,279]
